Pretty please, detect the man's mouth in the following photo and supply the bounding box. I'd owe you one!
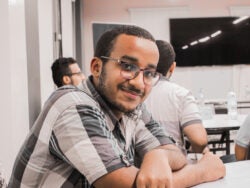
[120,85,144,98]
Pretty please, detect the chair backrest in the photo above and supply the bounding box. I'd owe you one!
[220,154,236,163]
[215,107,228,114]
[247,147,250,160]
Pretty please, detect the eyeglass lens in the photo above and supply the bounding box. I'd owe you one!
[119,62,159,86]
[100,56,160,86]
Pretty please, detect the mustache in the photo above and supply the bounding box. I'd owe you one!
[119,84,144,96]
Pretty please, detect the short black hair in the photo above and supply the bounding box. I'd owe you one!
[51,57,77,87]
[94,25,155,62]
[156,40,176,75]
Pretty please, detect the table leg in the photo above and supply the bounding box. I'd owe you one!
[226,131,230,155]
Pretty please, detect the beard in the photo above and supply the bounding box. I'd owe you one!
[97,67,139,116]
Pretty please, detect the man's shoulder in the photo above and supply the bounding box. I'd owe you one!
[240,115,250,130]
[46,83,98,111]
[155,80,189,95]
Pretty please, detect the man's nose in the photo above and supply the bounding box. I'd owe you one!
[128,70,145,88]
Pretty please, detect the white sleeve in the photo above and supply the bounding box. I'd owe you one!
[235,115,250,148]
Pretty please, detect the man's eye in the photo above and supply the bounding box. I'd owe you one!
[121,62,136,71]
[144,70,156,78]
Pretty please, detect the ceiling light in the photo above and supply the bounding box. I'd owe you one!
[198,36,210,43]
[182,45,188,50]
[233,16,249,24]
[190,41,198,46]
[211,30,222,38]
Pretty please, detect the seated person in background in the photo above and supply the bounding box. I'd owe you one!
[235,115,250,160]
[8,26,224,188]
[51,57,85,87]
[145,40,208,155]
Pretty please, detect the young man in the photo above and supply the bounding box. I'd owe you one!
[8,26,225,188]
[51,57,85,87]
[145,40,208,155]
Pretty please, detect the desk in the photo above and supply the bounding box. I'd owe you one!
[193,160,250,188]
[205,100,250,114]
[203,114,247,154]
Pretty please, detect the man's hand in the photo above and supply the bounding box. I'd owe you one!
[172,151,225,187]
[136,149,173,188]
[197,151,226,182]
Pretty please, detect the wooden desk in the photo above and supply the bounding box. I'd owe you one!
[193,160,250,188]
[203,114,247,154]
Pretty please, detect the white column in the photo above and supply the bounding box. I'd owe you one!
[61,0,75,57]
[0,0,29,181]
[38,0,55,105]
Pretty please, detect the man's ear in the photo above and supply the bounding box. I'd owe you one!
[169,62,176,74]
[166,62,176,79]
[62,75,71,85]
[90,57,103,77]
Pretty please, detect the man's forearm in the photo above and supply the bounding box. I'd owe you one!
[173,152,226,187]
[235,144,248,160]
[172,163,205,187]
[156,144,187,171]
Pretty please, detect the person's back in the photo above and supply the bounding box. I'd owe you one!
[145,40,208,154]
[146,78,201,152]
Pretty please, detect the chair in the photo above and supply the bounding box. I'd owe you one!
[220,154,236,163]
[248,147,250,159]
[206,127,235,155]
[204,104,233,155]
[215,107,228,114]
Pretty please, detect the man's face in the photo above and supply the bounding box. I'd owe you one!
[94,34,159,116]
[68,63,85,86]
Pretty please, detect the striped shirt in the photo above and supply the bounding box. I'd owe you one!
[8,76,173,188]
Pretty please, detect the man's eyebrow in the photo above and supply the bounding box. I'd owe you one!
[147,64,157,69]
[121,55,157,69]
[120,55,138,62]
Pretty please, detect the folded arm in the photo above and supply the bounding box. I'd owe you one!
[172,151,225,187]
[94,145,225,188]
[94,144,185,188]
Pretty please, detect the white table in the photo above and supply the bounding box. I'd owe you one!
[203,114,247,129]
[193,160,250,188]
[202,114,247,154]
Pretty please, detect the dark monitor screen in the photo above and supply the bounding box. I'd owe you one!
[92,23,126,50]
[170,17,250,67]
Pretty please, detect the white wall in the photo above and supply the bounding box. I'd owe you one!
[37,0,55,105]
[82,0,250,101]
[61,0,75,58]
[129,6,250,100]
[0,0,29,181]
[0,0,75,181]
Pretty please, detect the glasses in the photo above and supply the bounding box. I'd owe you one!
[101,56,161,86]
[66,71,83,77]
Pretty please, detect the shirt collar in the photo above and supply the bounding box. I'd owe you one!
[160,76,170,82]
[86,76,120,128]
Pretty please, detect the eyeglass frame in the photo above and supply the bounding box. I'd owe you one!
[100,56,161,86]
[65,71,83,77]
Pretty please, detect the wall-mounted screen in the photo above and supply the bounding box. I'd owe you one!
[170,17,250,67]
[92,23,125,50]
